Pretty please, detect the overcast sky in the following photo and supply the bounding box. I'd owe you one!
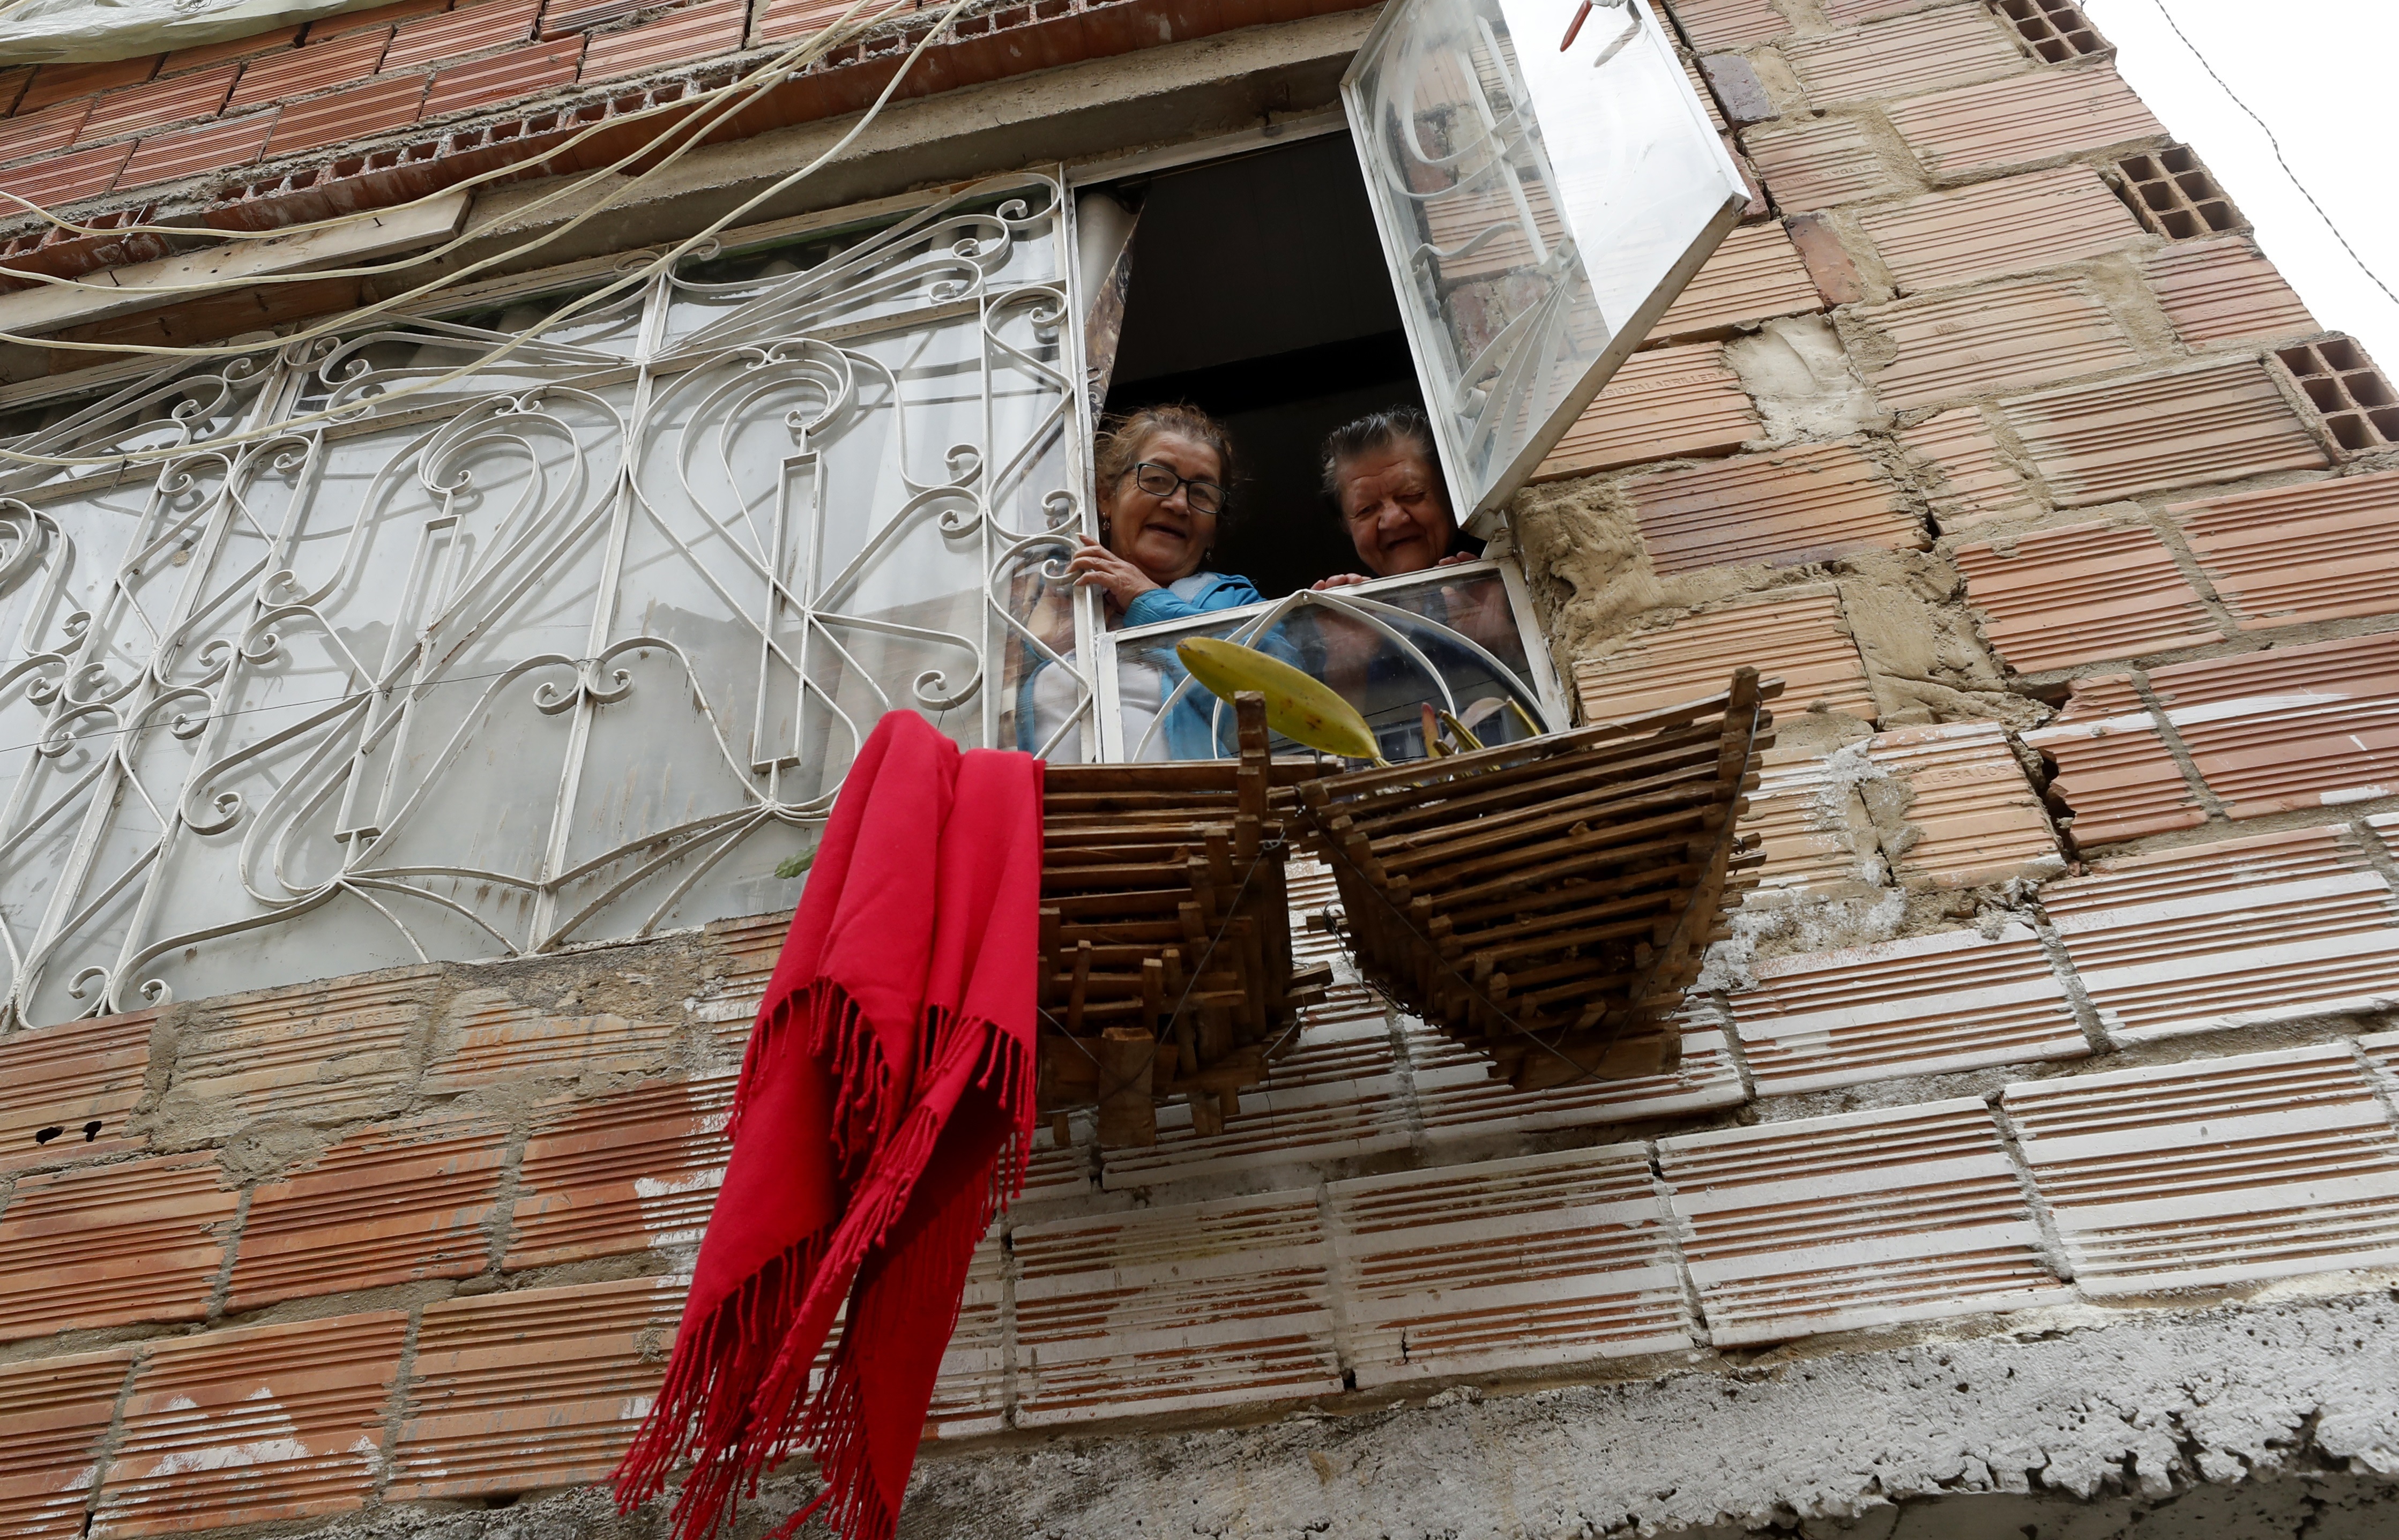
[2083,0,2399,367]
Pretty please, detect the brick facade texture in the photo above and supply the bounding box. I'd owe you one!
[4,0,2398,1535]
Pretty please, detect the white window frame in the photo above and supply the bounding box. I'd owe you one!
[1089,552,1568,762]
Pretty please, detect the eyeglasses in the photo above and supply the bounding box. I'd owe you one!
[1123,460,1225,517]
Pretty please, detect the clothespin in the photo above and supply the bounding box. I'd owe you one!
[1560,0,1593,49]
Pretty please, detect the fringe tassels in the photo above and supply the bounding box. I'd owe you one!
[614,978,1034,1540]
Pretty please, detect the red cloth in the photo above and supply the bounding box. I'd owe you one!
[614,711,1042,1540]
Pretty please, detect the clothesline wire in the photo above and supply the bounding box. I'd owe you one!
[2143,0,2398,305]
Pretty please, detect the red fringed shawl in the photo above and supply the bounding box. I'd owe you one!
[614,711,1042,1540]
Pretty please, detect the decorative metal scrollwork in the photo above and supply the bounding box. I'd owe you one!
[0,174,1089,1031]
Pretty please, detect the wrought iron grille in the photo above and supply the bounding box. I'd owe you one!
[0,174,1091,1029]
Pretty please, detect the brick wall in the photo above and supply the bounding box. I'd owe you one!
[0,0,1374,294]
[5,0,2399,1535]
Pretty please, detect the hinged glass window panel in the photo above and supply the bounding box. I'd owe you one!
[1343,0,1748,529]
[1090,560,1567,763]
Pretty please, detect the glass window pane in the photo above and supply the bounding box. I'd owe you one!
[1102,564,1551,762]
[1344,0,1748,525]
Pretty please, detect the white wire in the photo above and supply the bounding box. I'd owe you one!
[0,0,911,338]
[0,0,901,253]
[0,0,982,470]
[2140,0,2398,306]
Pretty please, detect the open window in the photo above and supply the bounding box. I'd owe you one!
[1075,0,1746,761]
[0,0,1743,1028]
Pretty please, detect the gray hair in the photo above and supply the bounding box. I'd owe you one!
[1319,406,1441,505]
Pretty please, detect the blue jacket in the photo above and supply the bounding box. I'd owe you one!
[1017,571,1266,759]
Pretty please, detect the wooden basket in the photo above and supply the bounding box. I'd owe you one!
[1035,694,1330,1147]
[1294,670,1776,1089]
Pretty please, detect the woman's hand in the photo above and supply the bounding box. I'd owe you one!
[1068,535,1161,612]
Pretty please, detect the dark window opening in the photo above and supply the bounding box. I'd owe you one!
[1099,134,1424,600]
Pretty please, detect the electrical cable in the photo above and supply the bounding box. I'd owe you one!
[0,0,984,469]
[2142,0,2398,306]
[0,0,903,256]
[0,0,913,340]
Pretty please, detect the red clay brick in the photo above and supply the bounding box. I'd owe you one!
[424,36,585,117]
[2173,470,2399,631]
[1532,342,1758,482]
[2277,337,2399,455]
[2148,633,2399,819]
[2147,239,2316,349]
[160,25,303,76]
[424,988,679,1092]
[1782,212,1865,306]
[2114,143,2241,239]
[1629,440,1926,574]
[77,65,239,145]
[1782,5,2024,103]
[1888,65,2163,180]
[307,0,453,38]
[1952,520,2222,672]
[157,969,433,1134]
[505,1074,733,1270]
[0,1346,137,1540]
[1741,116,1895,210]
[1819,0,1914,19]
[1994,0,2109,61]
[2001,357,2328,507]
[1897,407,2034,532]
[0,1155,236,1343]
[544,0,654,35]
[1698,54,1775,126]
[95,1312,406,1536]
[1668,0,1789,49]
[226,1116,510,1314]
[1649,220,1823,341]
[2023,676,2201,846]
[116,113,277,190]
[582,0,750,80]
[0,67,32,115]
[0,1008,153,1178]
[0,99,92,165]
[19,57,160,115]
[1852,272,2140,411]
[753,0,871,44]
[1857,166,2142,295]
[0,143,135,210]
[228,29,396,112]
[1575,586,1877,724]
[1682,53,1730,132]
[262,73,428,158]
[384,0,541,71]
[388,1276,684,1501]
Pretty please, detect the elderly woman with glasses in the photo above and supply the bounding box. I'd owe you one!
[1020,403,1268,759]
[1066,403,1255,622]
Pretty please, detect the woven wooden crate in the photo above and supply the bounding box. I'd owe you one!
[1295,670,1776,1089]
[1035,694,1330,1147]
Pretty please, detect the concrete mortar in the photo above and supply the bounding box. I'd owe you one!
[1726,317,1887,447]
[257,1292,2399,1540]
[884,1290,2399,1540]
